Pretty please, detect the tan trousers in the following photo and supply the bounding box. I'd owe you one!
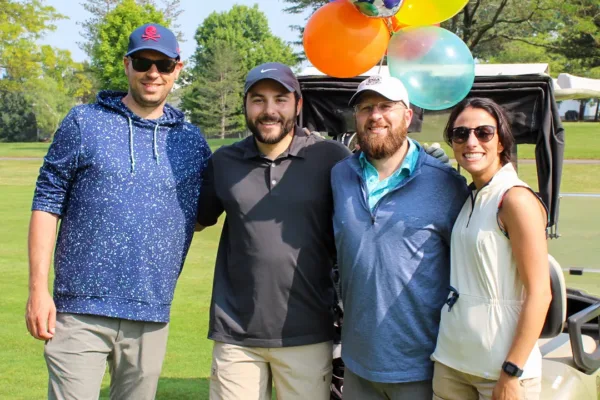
[432,361,541,400]
[44,313,169,400]
[209,341,333,400]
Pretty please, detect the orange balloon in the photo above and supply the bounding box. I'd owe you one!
[303,0,390,78]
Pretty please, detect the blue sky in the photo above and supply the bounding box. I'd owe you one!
[40,0,310,62]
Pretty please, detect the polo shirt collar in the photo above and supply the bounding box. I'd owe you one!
[241,125,307,160]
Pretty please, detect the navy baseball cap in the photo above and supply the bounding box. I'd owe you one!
[125,23,180,59]
[244,62,302,97]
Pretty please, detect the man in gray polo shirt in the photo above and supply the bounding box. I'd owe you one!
[197,62,351,400]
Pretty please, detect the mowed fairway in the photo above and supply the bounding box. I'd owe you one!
[1,125,600,398]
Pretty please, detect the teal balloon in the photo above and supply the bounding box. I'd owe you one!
[388,26,475,111]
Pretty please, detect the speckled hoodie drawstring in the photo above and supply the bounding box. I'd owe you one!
[128,117,135,173]
[153,123,160,165]
[127,118,160,173]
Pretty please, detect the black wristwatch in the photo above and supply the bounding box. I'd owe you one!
[502,361,524,377]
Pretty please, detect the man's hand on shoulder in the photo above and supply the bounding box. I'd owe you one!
[303,128,322,138]
[423,142,451,167]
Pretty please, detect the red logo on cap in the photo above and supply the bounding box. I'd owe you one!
[142,26,160,42]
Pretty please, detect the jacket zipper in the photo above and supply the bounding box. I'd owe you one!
[360,172,419,225]
[466,189,478,228]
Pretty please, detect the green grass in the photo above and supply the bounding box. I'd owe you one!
[0,158,223,399]
[2,136,600,398]
[0,138,241,158]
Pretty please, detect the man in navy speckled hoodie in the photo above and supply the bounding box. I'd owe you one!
[25,24,211,399]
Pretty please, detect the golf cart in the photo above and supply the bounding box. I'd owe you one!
[297,64,600,399]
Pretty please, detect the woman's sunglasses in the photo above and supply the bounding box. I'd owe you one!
[129,57,178,74]
[450,125,496,144]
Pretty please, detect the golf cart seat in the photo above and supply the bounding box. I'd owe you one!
[539,256,600,376]
[540,255,567,338]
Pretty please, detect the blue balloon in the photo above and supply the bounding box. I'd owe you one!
[388,26,475,111]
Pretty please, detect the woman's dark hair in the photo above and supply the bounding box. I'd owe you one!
[443,97,514,166]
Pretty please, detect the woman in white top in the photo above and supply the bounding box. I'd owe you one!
[431,98,552,400]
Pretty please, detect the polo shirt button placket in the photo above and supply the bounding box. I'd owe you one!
[269,162,276,189]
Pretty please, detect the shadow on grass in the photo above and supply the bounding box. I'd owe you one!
[100,377,210,400]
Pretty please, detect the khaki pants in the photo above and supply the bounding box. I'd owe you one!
[432,361,541,400]
[343,368,433,400]
[209,341,333,400]
[44,313,169,400]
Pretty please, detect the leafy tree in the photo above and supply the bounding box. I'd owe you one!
[90,0,168,90]
[39,45,96,103]
[0,90,37,142]
[487,42,567,77]
[482,0,599,78]
[185,5,299,135]
[182,41,244,138]
[24,77,76,138]
[549,0,600,77]
[0,0,64,91]
[442,0,559,59]
[191,4,299,77]
[79,0,184,56]
[1,1,94,140]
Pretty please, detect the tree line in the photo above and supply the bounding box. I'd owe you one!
[1,0,598,142]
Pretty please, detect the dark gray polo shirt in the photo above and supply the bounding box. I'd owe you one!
[197,126,351,347]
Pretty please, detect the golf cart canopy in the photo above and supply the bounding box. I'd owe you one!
[297,64,565,230]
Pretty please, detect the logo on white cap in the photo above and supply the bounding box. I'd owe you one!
[364,76,383,86]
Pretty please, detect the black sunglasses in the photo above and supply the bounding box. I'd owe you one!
[450,125,496,144]
[129,57,178,74]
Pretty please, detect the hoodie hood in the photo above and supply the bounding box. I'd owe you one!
[97,90,185,126]
[96,90,186,173]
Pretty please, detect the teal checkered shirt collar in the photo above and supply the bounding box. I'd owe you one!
[359,138,419,211]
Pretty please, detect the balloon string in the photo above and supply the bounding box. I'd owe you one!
[384,17,394,36]
[380,17,394,75]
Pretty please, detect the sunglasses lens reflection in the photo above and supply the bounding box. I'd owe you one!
[131,58,176,73]
[451,126,495,144]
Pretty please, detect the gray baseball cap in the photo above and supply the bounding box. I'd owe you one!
[244,62,302,97]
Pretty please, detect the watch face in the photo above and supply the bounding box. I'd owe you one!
[503,361,523,377]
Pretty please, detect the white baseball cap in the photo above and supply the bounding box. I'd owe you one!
[348,75,410,108]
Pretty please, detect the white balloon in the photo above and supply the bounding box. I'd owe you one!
[349,0,404,18]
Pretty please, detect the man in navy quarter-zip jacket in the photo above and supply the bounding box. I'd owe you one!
[25,23,211,400]
[331,75,470,400]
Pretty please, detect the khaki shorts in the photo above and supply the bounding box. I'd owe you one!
[432,361,541,400]
[44,313,169,400]
[209,341,333,400]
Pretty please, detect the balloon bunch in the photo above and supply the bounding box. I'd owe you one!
[303,0,475,110]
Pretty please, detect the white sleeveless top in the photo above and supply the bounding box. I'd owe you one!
[431,163,542,380]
